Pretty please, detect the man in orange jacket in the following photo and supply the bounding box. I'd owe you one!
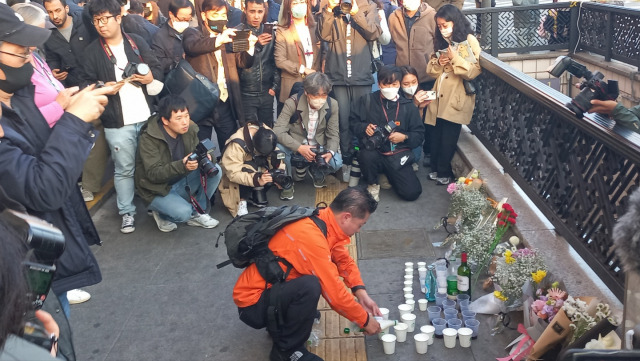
[233,187,382,361]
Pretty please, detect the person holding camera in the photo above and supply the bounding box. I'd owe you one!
[273,72,341,199]
[80,0,163,234]
[135,96,223,232]
[588,100,640,134]
[219,123,287,216]
[349,65,423,202]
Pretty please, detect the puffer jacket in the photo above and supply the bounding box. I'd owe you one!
[134,114,201,204]
[425,34,482,126]
[238,22,281,96]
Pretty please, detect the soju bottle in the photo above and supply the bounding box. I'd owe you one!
[457,252,471,297]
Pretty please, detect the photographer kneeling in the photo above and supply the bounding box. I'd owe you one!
[350,65,424,202]
[273,72,341,200]
[135,96,223,232]
[219,123,289,217]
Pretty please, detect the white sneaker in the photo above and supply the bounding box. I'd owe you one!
[120,213,135,234]
[237,200,248,216]
[412,163,419,172]
[80,186,94,202]
[379,174,392,190]
[187,213,219,228]
[367,184,380,202]
[67,289,91,305]
[152,211,177,232]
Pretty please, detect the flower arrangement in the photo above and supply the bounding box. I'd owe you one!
[563,296,617,343]
[531,279,567,321]
[445,172,492,233]
[492,248,546,306]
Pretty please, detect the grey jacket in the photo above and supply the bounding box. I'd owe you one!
[612,103,640,134]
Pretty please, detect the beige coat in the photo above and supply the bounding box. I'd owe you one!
[426,0,464,11]
[273,94,340,153]
[274,23,322,103]
[425,34,482,126]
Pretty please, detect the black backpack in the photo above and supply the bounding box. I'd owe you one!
[216,205,327,284]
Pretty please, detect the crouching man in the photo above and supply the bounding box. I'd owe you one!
[273,72,342,200]
[135,96,223,232]
[233,187,382,361]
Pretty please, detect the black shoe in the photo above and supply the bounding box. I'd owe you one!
[270,345,323,361]
[422,155,431,167]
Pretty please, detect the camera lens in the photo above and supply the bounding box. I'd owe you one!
[136,63,151,76]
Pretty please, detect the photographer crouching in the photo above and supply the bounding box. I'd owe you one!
[350,65,424,202]
[219,122,289,217]
[135,96,223,232]
[273,72,342,200]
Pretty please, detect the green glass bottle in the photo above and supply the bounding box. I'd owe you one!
[457,252,471,297]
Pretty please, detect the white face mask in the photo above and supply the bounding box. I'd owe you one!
[380,87,400,100]
[402,85,418,96]
[291,4,307,19]
[440,27,453,38]
[172,20,190,33]
[403,0,420,11]
[308,97,327,110]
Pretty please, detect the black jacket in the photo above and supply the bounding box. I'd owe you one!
[151,22,184,75]
[79,32,163,129]
[43,12,91,87]
[238,23,280,96]
[82,7,157,45]
[0,85,102,295]
[349,91,424,153]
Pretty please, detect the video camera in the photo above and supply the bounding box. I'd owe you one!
[548,56,619,118]
[362,120,397,151]
[188,139,219,177]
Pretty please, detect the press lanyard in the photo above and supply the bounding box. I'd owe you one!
[100,33,143,70]
[380,94,400,150]
[31,53,62,92]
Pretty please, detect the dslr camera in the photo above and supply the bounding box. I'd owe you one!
[188,139,219,176]
[333,0,351,15]
[122,62,151,79]
[290,145,332,182]
[363,120,397,151]
[548,56,619,118]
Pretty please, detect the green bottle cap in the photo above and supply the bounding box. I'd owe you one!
[344,328,350,334]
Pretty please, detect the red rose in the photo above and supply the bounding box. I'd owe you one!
[502,204,513,212]
[508,217,516,224]
[511,212,518,218]
[498,220,506,226]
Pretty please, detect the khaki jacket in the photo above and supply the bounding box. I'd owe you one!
[273,94,340,153]
[388,4,437,84]
[425,0,464,11]
[425,34,482,126]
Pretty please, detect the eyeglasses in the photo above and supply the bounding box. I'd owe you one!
[92,15,115,25]
[0,48,32,60]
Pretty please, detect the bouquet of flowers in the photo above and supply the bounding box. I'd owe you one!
[444,170,493,233]
[492,248,546,308]
[530,278,567,322]
[563,296,617,343]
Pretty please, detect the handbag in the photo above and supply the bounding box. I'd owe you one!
[382,148,415,171]
[463,79,476,95]
[163,59,220,123]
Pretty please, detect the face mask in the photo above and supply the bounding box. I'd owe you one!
[291,4,307,19]
[380,87,399,100]
[403,0,420,11]
[207,19,226,33]
[172,20,190,33]
[308,97,326,110]
[440,27,452,38]
[0,62,34,94]
[402,85,418,96]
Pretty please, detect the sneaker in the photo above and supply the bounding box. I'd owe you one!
[237,200,249,216]
[436,177,452,185]
[270,345,323,361]
[428,172,438,181]
[151,211,177,232]
[379,174,391,190]
[187,213,220,228]
[67,289,91,305]
[412,163,419,172]
[367,184,380,202]
[120,213,135,234]
[280,187,294,200]
[80,186,94,202]
[309,169,326,188]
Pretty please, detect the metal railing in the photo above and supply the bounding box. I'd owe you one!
[467,53,640,300]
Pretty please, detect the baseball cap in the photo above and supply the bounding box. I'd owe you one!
[0,3,51,47]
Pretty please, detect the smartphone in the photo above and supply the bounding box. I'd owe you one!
[426,91,437,100]
[24,261,56,310]
[232,29,251,40]
[262,22,275,35]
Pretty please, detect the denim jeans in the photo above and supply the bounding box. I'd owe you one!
[277,143,343,177]
[148,164,222,223]
[104,123,145,215]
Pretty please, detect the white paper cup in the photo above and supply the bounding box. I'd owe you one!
[414,333,429,354]
[404,261,414,269]
[418,267,427,279]
[418,298,428,311]
[404,294,414,303]
[405,268,414,276]
[406,299,415,311]
[404,275,413,282]
[417,261,427,269]
[381,334,397,354]
[400,313,417,332]
[403,287,413,296]
[379,307,389,320]
[458,327,473,347]
[393,323,409,342]
[443,328,458,348]
[398,303,412,316]
[403,280,412,288]
[420,325,436,345]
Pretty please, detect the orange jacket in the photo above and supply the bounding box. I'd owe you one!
[233,207,369,327]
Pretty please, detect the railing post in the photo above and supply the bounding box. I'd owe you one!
[569,3,579,54]
[491,11,499,56]
[605,10,613,61]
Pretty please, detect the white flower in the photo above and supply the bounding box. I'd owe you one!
[585,338,606,349]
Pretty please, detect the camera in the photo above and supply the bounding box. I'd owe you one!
[268,169,293,190]
[362,120,397,151]
[290,145,332,183]
[251,169,292,207]
[188,139,219,177]
[122,62,151,79]
[548,56,619,118]
[332,0,351,15]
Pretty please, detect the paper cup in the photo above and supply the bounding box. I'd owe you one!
[393,323,408,342]
[406,299,415,311]
[414,333,429,354]
[427,306,441,321]
[405,268,414,276]
[443,328,458,348]
[465,319,480,338]
[420,325,436,345]
[404,275,413,282]
[400,313,417,332]
[404,294,414,303]
[404,261,414,269]
[458,327,473,347]
[403,287,413,296]
[404,280,413,288]
[418,267,427,279]
[398,303,412,316]
[379,307,389,320]
[381,334,396,354]
[418,298,428,311]
[417,261,427,269]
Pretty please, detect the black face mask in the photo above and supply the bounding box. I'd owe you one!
[207,19,227,33]
[0,62,34,94]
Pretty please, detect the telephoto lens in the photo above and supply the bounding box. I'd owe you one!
[349,158,361,187]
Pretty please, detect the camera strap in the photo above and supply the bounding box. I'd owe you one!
[184,173,208,215]
[100,33,144,68]
[380,94,400,124]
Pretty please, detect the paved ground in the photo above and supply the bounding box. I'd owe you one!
[70,163,521,361]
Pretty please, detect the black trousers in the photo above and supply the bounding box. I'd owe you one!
[238,275,321,352]
[419,81,434,157]
[198,99,238,148]
[430,118,462,178]
[243,93,276,128]
[358,148,422,201]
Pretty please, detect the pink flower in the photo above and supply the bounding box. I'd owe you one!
[446,183,457,194]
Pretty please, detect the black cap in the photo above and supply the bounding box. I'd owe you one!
[0,3,51,47]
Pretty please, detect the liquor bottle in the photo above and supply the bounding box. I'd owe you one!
[446,256,458,300]
[425,265,437,302]
[457,252,471,297]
